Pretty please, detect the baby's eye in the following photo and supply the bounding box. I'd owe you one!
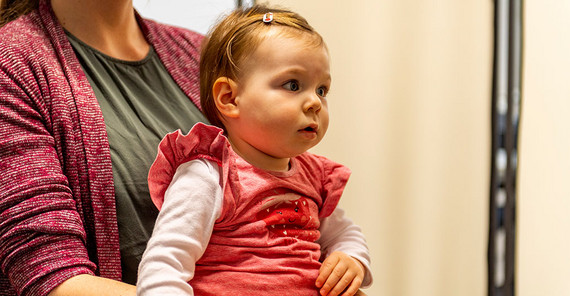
[283,80,300,91]
[316,86,328,97]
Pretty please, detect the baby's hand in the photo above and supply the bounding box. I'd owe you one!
[315,251,365,296]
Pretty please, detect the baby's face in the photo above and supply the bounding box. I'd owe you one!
[228,30,331,164]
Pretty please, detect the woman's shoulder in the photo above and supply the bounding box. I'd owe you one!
[0,12,58,80]
[0,12,50,52]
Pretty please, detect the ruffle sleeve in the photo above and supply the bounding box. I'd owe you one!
[148,123,230,210]
[318,155,351,218]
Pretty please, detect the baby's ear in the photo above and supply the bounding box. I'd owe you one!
[213,77,240,118]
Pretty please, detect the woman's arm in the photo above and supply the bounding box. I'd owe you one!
[48,275,135,296]
[0,49,100,295]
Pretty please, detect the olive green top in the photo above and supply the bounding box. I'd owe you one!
[67,32,207,284]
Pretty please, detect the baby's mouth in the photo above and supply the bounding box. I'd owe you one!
[300,124,318,132]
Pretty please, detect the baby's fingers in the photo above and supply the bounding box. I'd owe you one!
[340,274,363,296]
[328,267,361,296]
[316,255,340,289]
[319,261,351,296]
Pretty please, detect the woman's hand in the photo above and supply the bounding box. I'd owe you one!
[315,251,365,296]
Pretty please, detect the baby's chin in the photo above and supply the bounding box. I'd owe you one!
[260,137,325,159]
[289,143,322,157]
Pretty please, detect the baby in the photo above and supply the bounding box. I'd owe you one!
[137,5,372,296]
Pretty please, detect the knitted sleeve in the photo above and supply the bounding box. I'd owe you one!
[0,19,96,296]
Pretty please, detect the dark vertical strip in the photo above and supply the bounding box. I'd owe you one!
[489,1,522,296]
[236,0,255,8]
[504,0,522,295]
[490,1,509,295]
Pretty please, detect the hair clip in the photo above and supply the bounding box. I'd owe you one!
[263,12,274,23]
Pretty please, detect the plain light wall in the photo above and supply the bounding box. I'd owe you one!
[263,1,491,295]
[518,1,570,295]
[134,1,570,295]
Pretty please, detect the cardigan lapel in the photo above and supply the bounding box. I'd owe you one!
[36,0,122,280]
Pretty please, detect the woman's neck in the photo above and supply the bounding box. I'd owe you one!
[51,0,149,61]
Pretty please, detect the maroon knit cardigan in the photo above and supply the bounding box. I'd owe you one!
[0,0,203,295]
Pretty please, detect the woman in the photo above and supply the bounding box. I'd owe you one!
[0,0,205,295]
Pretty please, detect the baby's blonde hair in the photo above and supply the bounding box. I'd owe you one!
[199,4,325,130]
